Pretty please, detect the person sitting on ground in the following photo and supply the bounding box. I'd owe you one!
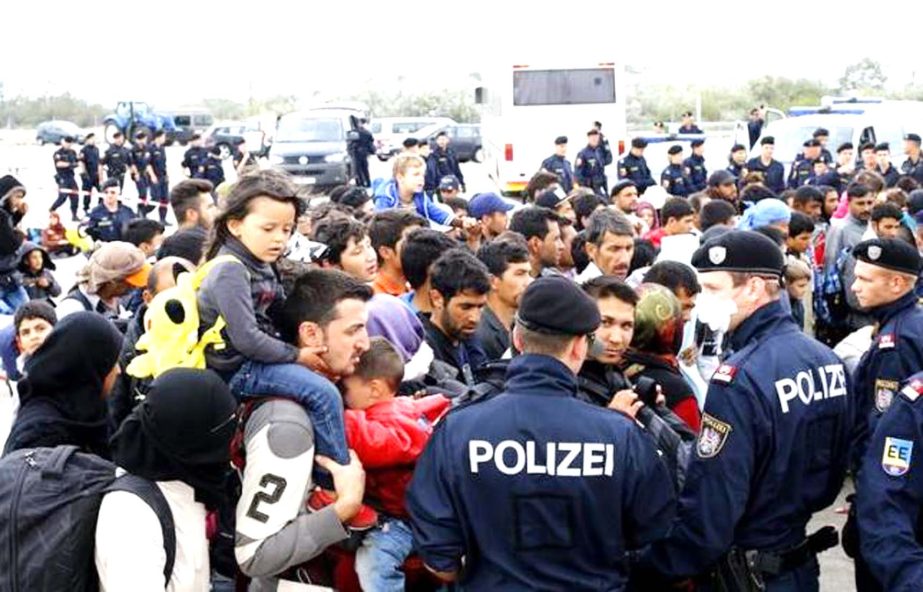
[4,312,122,456]
[0,175,29,314]
[17,242,60,303]
[42,211,77,256]
[85,179,136,243]
[343,337,451,592]
[96,368,238,591]
[313,216,379,283]
[0,299,57,385]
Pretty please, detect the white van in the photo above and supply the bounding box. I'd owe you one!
[369,117,456,161]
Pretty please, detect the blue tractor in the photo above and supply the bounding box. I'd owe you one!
[103,101,177,145]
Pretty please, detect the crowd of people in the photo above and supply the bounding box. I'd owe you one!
[3,112,923,592]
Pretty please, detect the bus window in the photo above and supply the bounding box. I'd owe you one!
[513,68,615,106]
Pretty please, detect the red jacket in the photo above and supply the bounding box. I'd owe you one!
[345,395,450,518]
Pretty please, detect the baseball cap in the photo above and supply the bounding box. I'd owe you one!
[439,175,460,191]
[82,241,151,292]
[469,192,514,219]
[535,187,569,209]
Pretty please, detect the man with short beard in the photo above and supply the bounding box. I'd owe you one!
[576,209,635,283]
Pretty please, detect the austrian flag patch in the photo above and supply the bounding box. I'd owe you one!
[711,364,738,384]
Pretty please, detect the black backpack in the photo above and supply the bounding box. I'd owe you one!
[0,445,175,592]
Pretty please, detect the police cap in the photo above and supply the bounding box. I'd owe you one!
[62,136,75,143]
[708,170,736,187]
[554,135,568,145]
[761,136,775,146]
[837,142,854,153]
[875,142,890,152]
[803,139,821,148]
[667,145,683,155]
[517,275,601,336]
[587,129,600,137]
[859,141,875,152]
[691,139,705,147]
[906,133,922,144]
[84,132,95,140]
[730,143,746,153]
[853,238,922,276]
[691,230,785,277]
[631,138,648,149]
[813,128,830,138]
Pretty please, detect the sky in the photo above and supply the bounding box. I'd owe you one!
[3,0,922,108]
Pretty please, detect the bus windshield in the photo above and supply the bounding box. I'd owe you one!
[513,68,616,106]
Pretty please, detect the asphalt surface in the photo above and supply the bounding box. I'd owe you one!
[0,130,858,590]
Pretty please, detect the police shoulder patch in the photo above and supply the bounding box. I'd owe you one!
[697,413,732,458]
[711,363,737,384]
[901,378,923,402]
[878,334,896,349]
[882,436,914,476]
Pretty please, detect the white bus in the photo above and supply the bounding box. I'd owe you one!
[474,62,626,196]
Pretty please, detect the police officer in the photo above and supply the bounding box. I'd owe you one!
[101,131,131,190]
[78,132,101,216]
[726,143,748,180]
[747,136,786,194]
[678,111,703,134]
[856,371,923,590]
[684,138,708,192]
[49,135,80,221]
[428,131,465,192]
[130,131,152,216]
[575,129,608,196]
[618,137,656,194]
[349,118,375,188]
[875,142,900,188]
[845,238,923,592]
[797,128,834,165]
[540,135,574,193]
[148,130,169,224]
[788,139,819,189]
[592,120,614,193]
[181,133,207,179]
[406,275,674,591]
[640,230,853,590]
[901,133,923,184]
[661,145,690,197]
[203,145,226,190]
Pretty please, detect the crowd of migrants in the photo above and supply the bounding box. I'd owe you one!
[2,110,923,592]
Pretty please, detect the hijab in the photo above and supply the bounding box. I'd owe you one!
[630,283,684,359]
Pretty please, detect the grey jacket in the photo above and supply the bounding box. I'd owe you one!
[198,238,298,374]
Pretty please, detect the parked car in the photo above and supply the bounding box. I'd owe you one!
[170,109,215,145]
[422,123,483,162]
[204,120,271,158]
[268,109,359,188]
[36,120,85,145]
[370,117,456,161]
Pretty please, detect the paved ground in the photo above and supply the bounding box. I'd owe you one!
[0,130,859,590]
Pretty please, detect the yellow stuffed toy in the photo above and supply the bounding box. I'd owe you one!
[127,255,240,379]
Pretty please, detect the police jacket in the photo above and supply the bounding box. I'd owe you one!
[877,164,900,188]
[149,144,168,176]
[541,154,574,193]
[575,146,606,187]
[182,147,207,178]
[851,291,923,473]
[856,373,923,591]
[428,148,465,186]
[643,300,854,579]
[85,204,136,243]
[102,145,131,176]
[746,157,785,194]
[79,145,100,176]
[661,164,690,197]
[901,155,923,184]
[617,153,655,192]
[54,147,78,179]
[406,353,674,592]
[131,145,151,173]
[787,159,813,189]
[683,154,707,192]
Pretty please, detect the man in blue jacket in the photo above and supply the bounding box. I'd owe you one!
[407,275,674,591]
[374,154,473,230]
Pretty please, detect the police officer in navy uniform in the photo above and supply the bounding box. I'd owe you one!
[592,121,614,194]
[575,129,608,196]
[78,132,100,216]
[843,238,923,592]
[788,139,820,189]
[181,133,208,179]
[540,136,574,193]
[661,145,690,197]
[49,135,81,221]
[101,131,131,190]
[148,130,169,224]
[796,129,834,165]
[639,230,854,591]
[429,131,466,192]
[726,143,748,181]
[684,138,708,192]
[901,133,923,184]
[618,137,656,194]
[130,131,152,216]
[406,275,675,591]
[874,142,900,188]
[856,370,923,591]
[678,111,703,134]
[203,145,226,190]
[747,136,786,194]
[349,118,375,188]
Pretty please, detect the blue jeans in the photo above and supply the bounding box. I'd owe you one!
[0,284,28,316]
[229,360,349,465]
[355,518,415,592]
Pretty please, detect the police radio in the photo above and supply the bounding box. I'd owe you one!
[632,376,659,407]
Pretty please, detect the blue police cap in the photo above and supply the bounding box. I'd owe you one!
[761,136,775,146]
[691,139,705,147]
[518,276,601,336]
[906,133,922,144]
[667,145,683,155]
[554,136,568,145]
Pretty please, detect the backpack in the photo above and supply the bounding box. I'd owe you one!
[0,445,175,591]
[127,255,243,380]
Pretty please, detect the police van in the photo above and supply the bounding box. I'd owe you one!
[474,62,627,196]
[751,98,923,172]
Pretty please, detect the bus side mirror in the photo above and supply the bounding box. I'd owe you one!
[474,87,486,105]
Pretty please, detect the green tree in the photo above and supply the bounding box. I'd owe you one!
[838,58,887,94]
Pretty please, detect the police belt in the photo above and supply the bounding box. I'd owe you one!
[745,526,839,577]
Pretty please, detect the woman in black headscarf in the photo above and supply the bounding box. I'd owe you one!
[5,311,123,456]
[96,368,237,590]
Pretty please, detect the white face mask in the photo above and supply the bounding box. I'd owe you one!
[695,291,739,334]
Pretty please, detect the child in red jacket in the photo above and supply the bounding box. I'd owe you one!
[342,337,450,592]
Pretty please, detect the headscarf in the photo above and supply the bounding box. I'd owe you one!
[110,368,237,510]
[737,198,791,231]
[12,312,123,454]
[366,294,424,362]
[630,283,684,358]
[635,202,660,231]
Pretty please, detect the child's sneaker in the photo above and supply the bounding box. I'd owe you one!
[307,488,378,531]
